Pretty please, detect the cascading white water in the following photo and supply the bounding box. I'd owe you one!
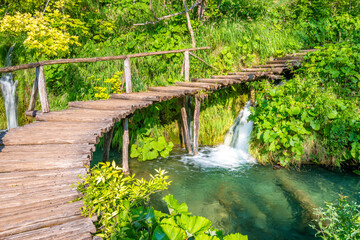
[180,100,256,169]
[223,100,253,154]
[0,45,18,130]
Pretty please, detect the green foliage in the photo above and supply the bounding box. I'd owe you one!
[130,136,174,161]
[311,195,360,240]
[299,43,360,98]
[249,44,360,167]
[76,161,171,238]
[77,162,248,240]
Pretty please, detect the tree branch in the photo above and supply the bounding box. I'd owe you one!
[43,0,51,15]
[134,0,202,26]
[149,0,159,20]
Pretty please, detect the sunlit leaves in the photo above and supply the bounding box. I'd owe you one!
[0,0,87,57]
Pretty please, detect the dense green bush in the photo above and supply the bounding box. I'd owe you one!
[311,195,360,240]
[77,162,248,239]
[249,43,360,167]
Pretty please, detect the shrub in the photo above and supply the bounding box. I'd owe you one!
[77,162,248,240]
[311,195,360,240]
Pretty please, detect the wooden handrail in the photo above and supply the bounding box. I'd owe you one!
[0,47,210,73]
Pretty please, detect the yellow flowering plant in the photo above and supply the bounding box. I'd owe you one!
[0,0,88,57]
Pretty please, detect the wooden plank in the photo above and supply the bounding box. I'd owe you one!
[4,128,103,139]
[68,99,151,111]
[0,152,91,161]
[37,66,50,113]
[0,132,100,146]
[0,201,84,238]
[122,118,130,174]
[230,67,285,74]
[175,81,220,90]
[111,91,176,102]
[275,56,303,60]
[5,218,96,240]
[0,154,90,172]
[0,168,87,182]
[252,64,291,68]
[211,75,251,80]
[0,184,77,201]
[0,189,80,217]
[193,95,201,155]
[33,108,128,123]
[266,59,301,64]
[192,78,235,85]
[0,144,95,154]
[148,86,202,95]
[9,121,113,133]
[180,97,192,154]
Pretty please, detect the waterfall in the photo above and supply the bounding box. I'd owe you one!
[0,45,18,130]
[223,101,253,154]
[180,100,255,169]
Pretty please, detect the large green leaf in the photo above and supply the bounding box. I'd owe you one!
[223,233,248,240]
[163,194,189,215]
[327,110,338,119]
[177,214,212,236]
[152,224,187,240]
[195,234,220,240]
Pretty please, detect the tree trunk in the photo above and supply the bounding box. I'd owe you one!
[183,0,196,47]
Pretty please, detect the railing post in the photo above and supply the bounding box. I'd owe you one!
[37,66,50,113]
[184,51,190,82]
[27,68,39,112]
[124,57,132,93]
[122,57,131,173]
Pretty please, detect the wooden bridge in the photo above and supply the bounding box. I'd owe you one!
[0,48,314,239]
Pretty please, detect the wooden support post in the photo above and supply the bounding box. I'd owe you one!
[183,0,196,48]
[122,118,130,173]
[102,127,115,163]
[37,66,50,113]
[184,51,190,82]
[27,68,39,112]
[250,88,255,107]
[122,57,131,173]
[180,97,192,153]
[193,95,201,155]
[124,57,132,93]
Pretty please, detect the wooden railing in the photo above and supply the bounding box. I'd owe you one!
[0,47,211,114]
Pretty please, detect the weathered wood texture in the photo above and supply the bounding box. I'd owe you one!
[27,68,39,112]
[0,47,211,73]
[103,127,115,162]
[180,97,192,153]
[0,50,309,239]
[193,95,201,155]
[122,118,130,173]
[37,66,50,113]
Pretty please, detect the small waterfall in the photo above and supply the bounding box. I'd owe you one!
[180,101,255,169]
[223,101,253,154]
[0,45,18,129]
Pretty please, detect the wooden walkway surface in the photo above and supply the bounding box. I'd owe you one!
[0,51,313,239]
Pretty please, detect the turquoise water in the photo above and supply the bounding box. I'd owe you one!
[93,147,360,240]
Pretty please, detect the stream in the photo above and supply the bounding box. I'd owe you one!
[92,101,360,240]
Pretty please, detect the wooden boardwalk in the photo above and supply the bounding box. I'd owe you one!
[0,50,312,239]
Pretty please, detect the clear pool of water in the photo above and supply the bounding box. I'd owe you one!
[93,147,360,240]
